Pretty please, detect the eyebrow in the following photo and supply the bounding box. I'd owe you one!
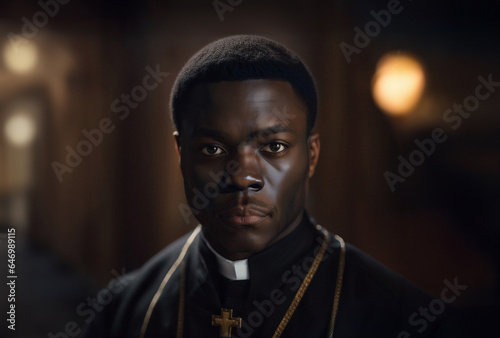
[192,127,230,139]
[192,124,296,140]
[248,124,296,139]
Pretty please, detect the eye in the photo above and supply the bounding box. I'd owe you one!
[261,142,288,154]
[201,145,226,156]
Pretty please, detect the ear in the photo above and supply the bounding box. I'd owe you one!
[173,131,181,165]
[307,133,320,178]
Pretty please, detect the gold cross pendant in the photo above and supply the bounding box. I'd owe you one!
[211,308,242,337]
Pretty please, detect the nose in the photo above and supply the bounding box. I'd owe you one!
[230,174,264,192]
[225,149,264,192]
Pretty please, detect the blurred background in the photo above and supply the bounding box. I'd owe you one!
[0,0,499,336]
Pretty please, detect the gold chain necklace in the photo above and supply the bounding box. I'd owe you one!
[140,225,346,338]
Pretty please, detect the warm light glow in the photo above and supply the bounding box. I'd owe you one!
[4,112,36,147]
[372,53,425,116]
[3,39,38,74]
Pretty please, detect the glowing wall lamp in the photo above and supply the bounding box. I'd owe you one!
[3,39,38,74]
[372,53,425,116]
[4,111,37,147]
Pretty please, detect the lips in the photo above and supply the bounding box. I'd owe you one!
[218,205,271,226]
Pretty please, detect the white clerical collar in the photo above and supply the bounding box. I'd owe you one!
[201,232,250,281]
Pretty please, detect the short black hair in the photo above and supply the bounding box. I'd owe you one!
[170,35,318,135]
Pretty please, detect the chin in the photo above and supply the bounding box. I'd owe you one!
[212,228,271,258]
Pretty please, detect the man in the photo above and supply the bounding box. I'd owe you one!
[84,35,445,337]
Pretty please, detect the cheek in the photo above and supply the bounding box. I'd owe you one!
[182,153,220,186]
[182,160,226,210]
[265,147,309,203]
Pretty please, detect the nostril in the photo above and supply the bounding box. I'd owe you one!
[223,175,264,193]
[249,183,263,191]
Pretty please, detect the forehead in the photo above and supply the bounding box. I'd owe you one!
[183,80,308,136]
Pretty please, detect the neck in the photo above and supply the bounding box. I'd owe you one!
[204,212,304,261]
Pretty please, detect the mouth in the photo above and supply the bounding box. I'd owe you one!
[218,205,271,226]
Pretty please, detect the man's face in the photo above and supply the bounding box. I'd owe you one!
[176,80,320,260]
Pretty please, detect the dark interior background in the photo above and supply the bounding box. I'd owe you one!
[0,0,499,336]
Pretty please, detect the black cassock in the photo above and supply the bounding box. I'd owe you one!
[83,212,448,337]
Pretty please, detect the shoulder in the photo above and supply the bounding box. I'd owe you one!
[133,228,199,279]
[324,233,443,336]
[322,231,431,305]
[315,229,432,306]
[122,227,202,304]
[82,228,201,338]
[337,238,433,308]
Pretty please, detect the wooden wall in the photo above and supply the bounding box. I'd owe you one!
[1,0,497,306]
